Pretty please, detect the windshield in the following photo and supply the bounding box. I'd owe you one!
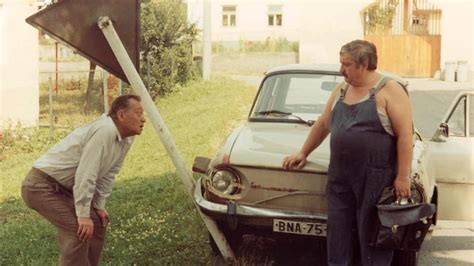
[250,73,344,123]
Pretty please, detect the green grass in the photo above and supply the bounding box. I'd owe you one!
[0,76,255,265]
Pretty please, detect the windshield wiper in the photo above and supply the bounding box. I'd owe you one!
[256,110,314,126]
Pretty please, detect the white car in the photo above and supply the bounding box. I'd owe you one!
[426,91,473,221]
[192,64,438,265]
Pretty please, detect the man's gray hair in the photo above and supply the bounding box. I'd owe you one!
[340,40,378,70]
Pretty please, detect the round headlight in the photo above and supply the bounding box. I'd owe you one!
[211,169,239,195]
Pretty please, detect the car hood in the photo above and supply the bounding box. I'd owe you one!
[229,122,330,172]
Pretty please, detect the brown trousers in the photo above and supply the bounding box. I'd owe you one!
[21,168,107,266]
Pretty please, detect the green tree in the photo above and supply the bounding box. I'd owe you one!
[366,0,399,34]
[141,0,198,98]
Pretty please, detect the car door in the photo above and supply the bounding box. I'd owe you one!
[426,91,474,221]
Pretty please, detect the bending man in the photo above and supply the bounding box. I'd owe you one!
[22,94,146,266]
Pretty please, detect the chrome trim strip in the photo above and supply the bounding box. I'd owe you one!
[193,178,328,220]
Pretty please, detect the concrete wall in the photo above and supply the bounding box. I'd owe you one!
[187,0,303,42]
[0,0,39,129]
[297,0,372,64]
[434,0,474,73]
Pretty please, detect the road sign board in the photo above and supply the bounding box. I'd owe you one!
[26,0,140,83]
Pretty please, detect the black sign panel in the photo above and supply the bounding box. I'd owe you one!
[26,0,140,83]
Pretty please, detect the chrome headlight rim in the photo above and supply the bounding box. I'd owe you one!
[210,166,242,195]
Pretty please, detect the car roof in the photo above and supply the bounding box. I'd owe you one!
[265,64,408,87]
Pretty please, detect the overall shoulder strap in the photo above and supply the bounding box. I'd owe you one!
[370,76,392,97]
[339,82,350,100]
[371,76,410,97]
[371,76,414,133]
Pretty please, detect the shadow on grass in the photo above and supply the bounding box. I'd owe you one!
[0,172,211,265]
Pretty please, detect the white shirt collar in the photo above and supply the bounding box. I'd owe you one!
[104,115,133,144]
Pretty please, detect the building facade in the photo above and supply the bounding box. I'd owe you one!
[188,0,473,77]
[0,0,39,129]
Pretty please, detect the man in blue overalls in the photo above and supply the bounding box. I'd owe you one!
[283,40,413,265]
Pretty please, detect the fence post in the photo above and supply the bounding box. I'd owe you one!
[55,42,59,94]
[48,76,54,141]
[118,79,122,96]
[103,70,109,113]
[145,56,150,92]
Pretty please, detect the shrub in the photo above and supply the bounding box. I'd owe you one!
[140,0,199,99]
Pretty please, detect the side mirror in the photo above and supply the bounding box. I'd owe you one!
[439,122,449,137]
[432,122,449,142]
[192,156,211,174]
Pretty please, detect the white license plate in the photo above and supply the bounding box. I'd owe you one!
[273,219,327,236]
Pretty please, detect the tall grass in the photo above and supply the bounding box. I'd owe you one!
[0,76,255,265]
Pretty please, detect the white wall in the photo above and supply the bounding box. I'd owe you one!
[297,0,372,64]
[434,0,474,72]
[188,0,302,42]
[187,0,372,62]
[0,0,39,129]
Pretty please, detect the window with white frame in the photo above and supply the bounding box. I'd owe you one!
[268,5,282,26]
[222,5,236,27]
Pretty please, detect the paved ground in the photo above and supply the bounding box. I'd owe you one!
[405,78,473,92]
[229,74,474,265]
[419,220,474,265]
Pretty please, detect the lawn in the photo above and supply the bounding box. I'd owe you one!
[0,76,256,265]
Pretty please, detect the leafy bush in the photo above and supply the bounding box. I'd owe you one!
[0,125,70,158]
[140,0,199,99]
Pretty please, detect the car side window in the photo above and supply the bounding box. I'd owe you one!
[447,95,467,137]
[470,96,474,137]
[254,76,279,112]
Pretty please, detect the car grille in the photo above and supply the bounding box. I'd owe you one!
[233,166,328,213]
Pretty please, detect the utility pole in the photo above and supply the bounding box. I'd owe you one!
[202,0,211,80]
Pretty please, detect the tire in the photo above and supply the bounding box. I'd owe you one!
[391,250,418,266]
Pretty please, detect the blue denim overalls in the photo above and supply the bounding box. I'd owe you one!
[327,77,396,266]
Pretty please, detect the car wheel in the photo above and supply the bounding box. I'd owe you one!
[391,250,418,266]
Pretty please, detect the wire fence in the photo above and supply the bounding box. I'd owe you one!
[38,65,125,140]
[38,49,296,140]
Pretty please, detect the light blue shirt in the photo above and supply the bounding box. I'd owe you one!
[34,115,134,217]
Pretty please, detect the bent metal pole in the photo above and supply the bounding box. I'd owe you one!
[97,16,236,260]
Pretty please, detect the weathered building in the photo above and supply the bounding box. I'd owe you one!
[0,0,39,128]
